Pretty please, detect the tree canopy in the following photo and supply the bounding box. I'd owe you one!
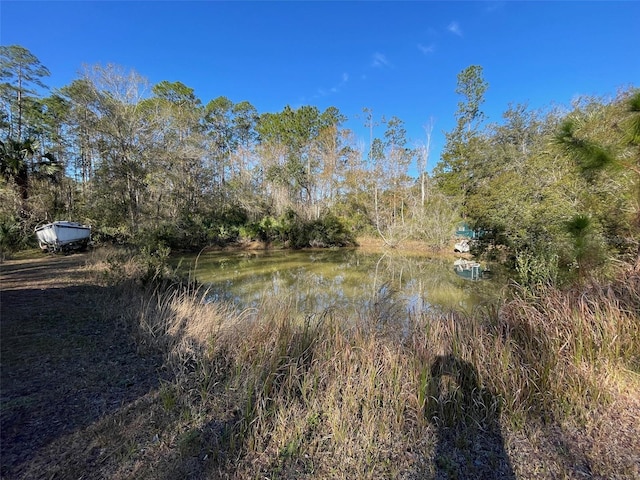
[1,45,637,282]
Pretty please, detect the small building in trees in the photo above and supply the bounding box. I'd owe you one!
[455,222,481,239]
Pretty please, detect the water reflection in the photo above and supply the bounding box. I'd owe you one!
[175,249,501,314]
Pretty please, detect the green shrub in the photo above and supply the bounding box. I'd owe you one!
[0,216,24,259]
[282,213,356,249]
[515,248,559,290]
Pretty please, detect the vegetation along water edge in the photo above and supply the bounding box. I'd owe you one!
[1,248,639,478]
[1,44,639,478]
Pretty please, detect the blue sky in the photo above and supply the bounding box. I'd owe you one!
[2,1,639,169]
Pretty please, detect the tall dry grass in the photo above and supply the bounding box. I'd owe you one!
[101,251,640,478]
[497,261,640,417]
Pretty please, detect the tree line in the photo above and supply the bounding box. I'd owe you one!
[1,45,638,284]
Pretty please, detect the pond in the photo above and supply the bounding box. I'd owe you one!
[174,249,505,315]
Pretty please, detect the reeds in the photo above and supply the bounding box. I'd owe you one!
[103,253,640,478]
[497,262,640,417]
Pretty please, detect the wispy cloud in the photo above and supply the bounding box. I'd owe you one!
[447,21,463,36]
[315,72,350,98]
[485,1,506,13]
[341,72,349,83]
[331,72,349,92]
[371,52,392,68]
[417,43,436,55]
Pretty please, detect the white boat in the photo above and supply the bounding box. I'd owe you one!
[454,239,470,253]
[35,221,91,252]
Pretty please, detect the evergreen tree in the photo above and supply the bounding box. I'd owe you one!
[0,45,50,140]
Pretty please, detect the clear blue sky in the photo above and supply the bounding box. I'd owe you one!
[2,1,639,169]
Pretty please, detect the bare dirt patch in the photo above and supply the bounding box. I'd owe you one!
[1,252,165,479]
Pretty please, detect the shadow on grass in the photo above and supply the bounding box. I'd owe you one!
[428,355,515,480]
[0,285,167,479]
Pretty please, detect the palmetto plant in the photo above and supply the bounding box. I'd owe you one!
[0,217,21,260]
[0,137,64,201]
[0,137,34,199]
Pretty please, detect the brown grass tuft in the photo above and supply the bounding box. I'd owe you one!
[94,255,640,478]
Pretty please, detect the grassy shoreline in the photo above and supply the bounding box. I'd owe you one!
[97,248,640,478]
[2,248,639,479]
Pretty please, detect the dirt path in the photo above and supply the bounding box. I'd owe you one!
[0,253,164,479]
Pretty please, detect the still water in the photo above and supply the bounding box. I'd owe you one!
[175,249,503,315]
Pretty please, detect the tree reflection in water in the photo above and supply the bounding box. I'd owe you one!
[178,250,500,315]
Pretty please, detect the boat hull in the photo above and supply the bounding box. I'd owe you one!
[454,240,470,253]
[35,221,91,252]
